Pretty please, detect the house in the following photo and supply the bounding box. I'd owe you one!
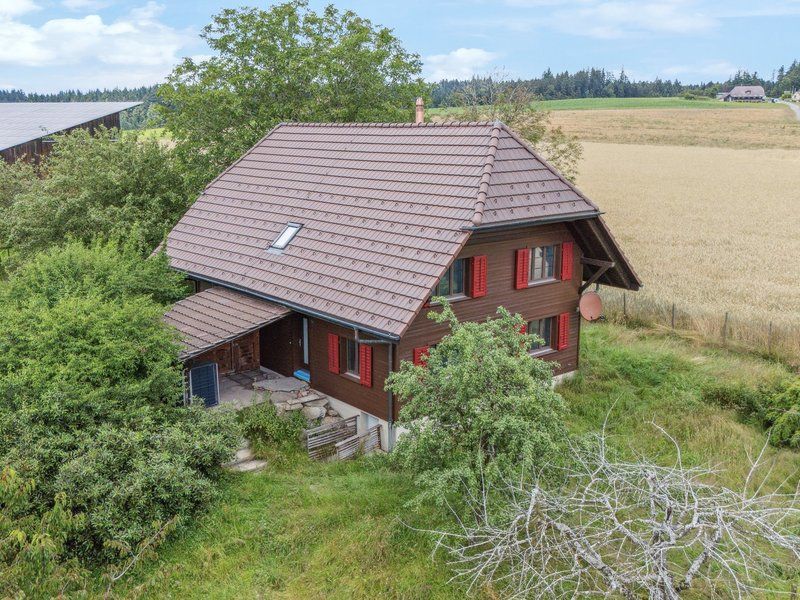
[162,109,640,448]
[719,86,766,102]
[0,101,141,164]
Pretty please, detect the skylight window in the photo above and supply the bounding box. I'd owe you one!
[270,223,302,250]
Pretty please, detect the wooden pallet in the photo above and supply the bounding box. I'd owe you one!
[306,416,358,460]
[335,425,381,460]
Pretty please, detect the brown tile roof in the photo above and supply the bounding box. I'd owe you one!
[164,286,290,359]
[165,121,637,339]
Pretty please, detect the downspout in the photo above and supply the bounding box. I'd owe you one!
[353,328,396,451]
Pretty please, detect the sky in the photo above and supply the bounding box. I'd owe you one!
[1,0,799,93]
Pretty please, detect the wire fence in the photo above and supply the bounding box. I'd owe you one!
[598,287,800,366]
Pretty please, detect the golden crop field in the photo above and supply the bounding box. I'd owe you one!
[551,105,800,148]
[575,140,800,358]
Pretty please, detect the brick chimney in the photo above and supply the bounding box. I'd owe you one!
[415,97,424,124]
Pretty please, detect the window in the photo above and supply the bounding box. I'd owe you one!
[269,222,302,250]
[345,338,359,376]
[528,317,555,354]
[433,258,467,298]
[530,245,557,282]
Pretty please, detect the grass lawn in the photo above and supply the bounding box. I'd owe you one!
[105,323,798,599]
[430,97,781,114]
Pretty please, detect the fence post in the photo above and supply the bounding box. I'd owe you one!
[623,292,627,318]
[671,303,676,329]
[722,312,729,345]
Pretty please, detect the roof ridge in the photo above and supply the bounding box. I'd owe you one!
[470,120,503,226]
[275,120,496,128]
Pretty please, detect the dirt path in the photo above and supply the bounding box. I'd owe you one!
[778,100,800,121]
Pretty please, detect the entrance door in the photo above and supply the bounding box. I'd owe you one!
[189,363,219,407]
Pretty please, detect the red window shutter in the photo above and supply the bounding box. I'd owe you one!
[557,313,570,351]
[561,241,574,281]
[471,255,488,298]
[515,249,530,289]
[327,333,340,373]
[359,345,373,387]
[412,345,430,366]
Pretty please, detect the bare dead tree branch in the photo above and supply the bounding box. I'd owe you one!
[418,426,800,599]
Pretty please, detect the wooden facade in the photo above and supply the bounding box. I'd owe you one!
[182,221,587,423]
[1,112,121,165]
[186,329,260,375]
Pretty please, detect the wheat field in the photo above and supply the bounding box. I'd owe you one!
[551,105,800,148]
[575,141,800,358]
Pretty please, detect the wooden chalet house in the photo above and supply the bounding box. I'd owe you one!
[163,111,640,448]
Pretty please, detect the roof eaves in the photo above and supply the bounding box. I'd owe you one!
[174,268,402,342]
[470,120,502,226]
[462,210,603,231]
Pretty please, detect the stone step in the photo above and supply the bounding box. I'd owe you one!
[223,446,254,468]
[254,377,309,393]
[299,395,327,407]
[228,459,268,473]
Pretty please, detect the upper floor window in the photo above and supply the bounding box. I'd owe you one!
[345,338,359,376]
[433,258,467,298]
[528,317,555,354]
[530,245,556,282]
[269,222,302,250]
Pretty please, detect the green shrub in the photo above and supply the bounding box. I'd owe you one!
[0,467,87,598]
[766,380,800,448]
[239,401,307,454]
[701,378,800,449]
[700,382,763,415]
[0,242,240,565]
[387,301,568,505]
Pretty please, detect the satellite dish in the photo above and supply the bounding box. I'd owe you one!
[579,291,603,321]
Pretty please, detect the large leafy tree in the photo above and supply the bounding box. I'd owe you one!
[0,128,192,263]
[159,1,428,188]
[386,301,568,505]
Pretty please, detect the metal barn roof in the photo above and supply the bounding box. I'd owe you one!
[165,121,639,339]
[164,286,291,359]
[0,102,141,151]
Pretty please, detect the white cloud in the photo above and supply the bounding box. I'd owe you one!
[0,1,190,88]
[549,1,718,39]
[62,0,111,10]
[424,48,499,81]
[0,0,39,18]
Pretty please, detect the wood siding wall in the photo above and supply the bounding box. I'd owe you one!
[188,329,260,375]
[398,222,582,379]
[307,318,392,421]
[1,113,121,164]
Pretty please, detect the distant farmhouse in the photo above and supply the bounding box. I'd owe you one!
[717,85,766,102]
[0,102,141,164]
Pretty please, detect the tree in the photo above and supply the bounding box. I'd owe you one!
[0,127,192,262]
[452,74,583,182]
[159,1,428,188]
[425,427,800,599]
[386,301,568,505]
